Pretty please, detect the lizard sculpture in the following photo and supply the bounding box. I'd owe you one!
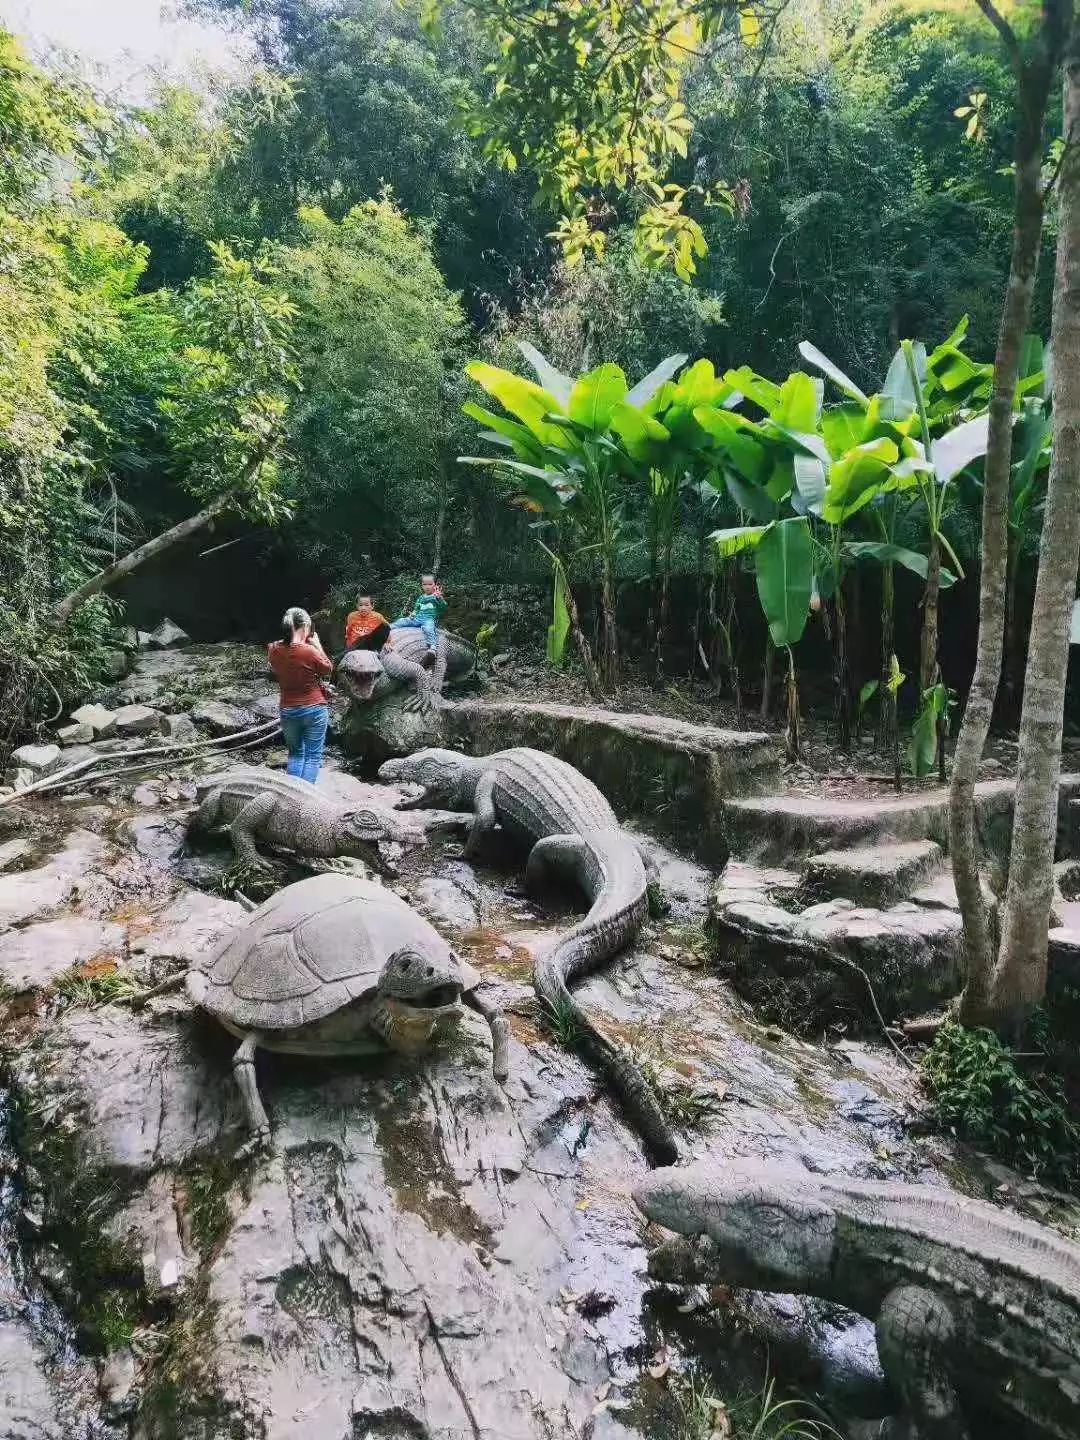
[379,746,678,1163]
[337,630,475,716]
[635,1160,1080,1439]
[189,766,412,871]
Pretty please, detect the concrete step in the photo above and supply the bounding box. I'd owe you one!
[802,839,943,907]
[726,773,1080,867]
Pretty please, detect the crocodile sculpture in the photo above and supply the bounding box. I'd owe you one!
[189,766,412,871]
[635,1161,1080,1440]
[379,746,678,1163]
[337,629,475,715]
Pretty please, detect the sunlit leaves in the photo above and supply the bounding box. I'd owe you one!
[438,0,780,277]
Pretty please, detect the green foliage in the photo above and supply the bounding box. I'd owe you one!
[921,1021,1080,1186]
[159,240,298,519]
[430,0,775,274]
[274,200,465,583]
[908,682,951,778]
[668,1368,839,1440]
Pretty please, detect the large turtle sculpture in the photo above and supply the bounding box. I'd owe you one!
[185,872,509,1154]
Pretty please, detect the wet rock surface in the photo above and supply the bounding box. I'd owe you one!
[0,642,1074,1440]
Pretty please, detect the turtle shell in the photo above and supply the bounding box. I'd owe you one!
[191,872,461,1032]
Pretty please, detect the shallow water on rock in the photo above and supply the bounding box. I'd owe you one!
[0,643,1074,1438]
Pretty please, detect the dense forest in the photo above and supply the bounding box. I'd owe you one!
[1,0,1047,743]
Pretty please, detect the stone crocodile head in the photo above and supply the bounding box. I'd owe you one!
[379,749,472,810]
[369,944,465,1055]
[634,1163,838,1292]
[337,649,384,703]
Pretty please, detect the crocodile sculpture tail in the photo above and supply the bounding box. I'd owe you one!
[532,830,678,1164]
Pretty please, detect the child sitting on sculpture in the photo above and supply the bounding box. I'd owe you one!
[344,592,390,652]
[386,573,446,669]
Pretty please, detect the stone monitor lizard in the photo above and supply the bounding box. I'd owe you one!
[337,630,475,715]
[379,746,678,1163]
[635,1161,1080,1440]
[190,767,412,871]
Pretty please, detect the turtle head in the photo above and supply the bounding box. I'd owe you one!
[634,1163,837,1293]
[373,944,465,1055]
[337,649,384,703]
[380,749,472,810]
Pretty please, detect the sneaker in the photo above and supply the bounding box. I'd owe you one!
[422,648,437,670]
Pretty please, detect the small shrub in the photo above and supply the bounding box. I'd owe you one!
[921,1021,1080,1185]
[671,1368,838,1440]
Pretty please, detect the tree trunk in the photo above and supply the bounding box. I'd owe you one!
[760,634,775,720]
[692,509,707,676]
[918,532,942,697]
[990,41,1080,1026]
[656,536,673,682]
[600,556,619,692]
[877,563,895,752]
[53,492,233,625]
[954,2,1070,1023]
[1003,531,1024,718]
[564,585,604,700]
[833,580,853,752]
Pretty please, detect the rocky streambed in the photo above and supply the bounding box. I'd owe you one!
[1,643,1077,1440]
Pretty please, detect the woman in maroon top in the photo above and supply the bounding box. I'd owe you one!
[267,607,333,783]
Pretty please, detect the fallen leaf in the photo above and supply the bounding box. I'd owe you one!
[75,956,118,979]
[575,1199,591,1211]
[875,1144,890,1161]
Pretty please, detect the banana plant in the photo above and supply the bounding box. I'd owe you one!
[640,358,742,678]
[711,516,813,756]
[798,335,989,758]
[459,341,684,691]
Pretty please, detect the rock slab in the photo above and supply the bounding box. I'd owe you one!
[10,744,61,777]
[191,699,256,736]
[113,704,164,737]
[803,839,943,907]
[148,618,190,649]
[70,703,117,738]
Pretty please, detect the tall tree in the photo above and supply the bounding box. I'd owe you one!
[951,0,1073,1023]
[989,15,1080,1025]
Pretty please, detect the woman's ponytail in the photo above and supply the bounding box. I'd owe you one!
[281,606,311,645]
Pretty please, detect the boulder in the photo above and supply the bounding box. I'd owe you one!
[0,838,30,873]
[137,631,153,649]
[162,713,198,744]
[55,722,93,747]
[339,690,451,764]
[100,649,129,681]
[707,884,965,1028]
[191,699,257,736]
[10,743,61,778]
[113,704,164,737]
[70,702,117,738]
[148,617,190,649]
[2,768,34,792]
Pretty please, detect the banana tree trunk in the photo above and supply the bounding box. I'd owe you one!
[655,535,673,682]
[919,533,942,696]
[833,580,853,752]
[600,556,619,691]
[990,40,1080,1029]
[877,563,895,752]
[564,584,604,700]
[760,634,775,721]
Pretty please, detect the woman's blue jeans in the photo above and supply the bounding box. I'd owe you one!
[280,703,328,784]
